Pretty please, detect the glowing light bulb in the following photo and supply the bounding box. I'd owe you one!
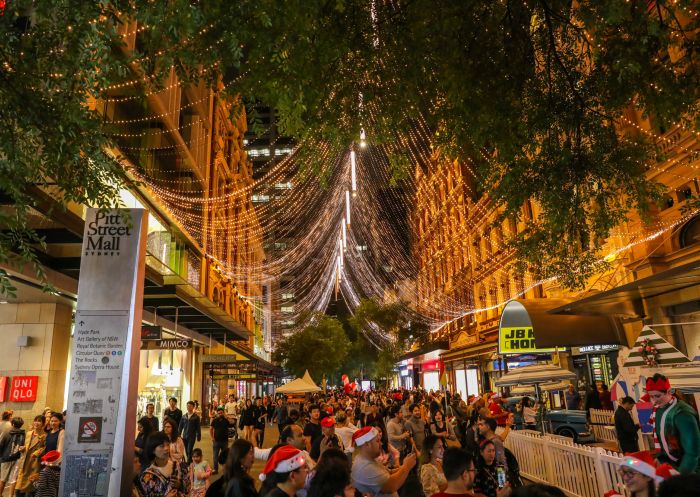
[350,150,357,194]
[359,128,367,148]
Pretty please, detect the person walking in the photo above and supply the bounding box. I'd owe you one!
[163,417,186,464]
[240,399,255,444]
[14,415,46,497]
[164,398,183,428]
[254,397,267,449]
[188,448,212,497]
[179,401,201,463]
[140,403,160,433]
[614,396,640,453]
[210,407,230,475]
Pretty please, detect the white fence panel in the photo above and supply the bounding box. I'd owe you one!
[506,430,627,497]
[589,408,617,443]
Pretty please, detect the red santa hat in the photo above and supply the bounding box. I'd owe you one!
[259,445,306,481]
[619,451,679,483]
[646,376,671,392]
[41,450,61,465]
[321,416,336,428]
[352,426,379,447]
[603,491,624,497]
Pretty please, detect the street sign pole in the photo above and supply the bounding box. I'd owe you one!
[59,209,148,497]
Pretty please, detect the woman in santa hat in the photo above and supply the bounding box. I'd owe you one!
[604,451,678,497]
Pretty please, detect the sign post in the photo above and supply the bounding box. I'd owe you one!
[59,209,147,497]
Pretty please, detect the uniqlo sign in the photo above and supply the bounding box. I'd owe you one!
[9,376,38,402]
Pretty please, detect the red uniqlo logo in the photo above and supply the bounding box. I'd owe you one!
[9,376,38,402]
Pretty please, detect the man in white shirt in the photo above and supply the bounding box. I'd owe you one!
[351,426,416,497]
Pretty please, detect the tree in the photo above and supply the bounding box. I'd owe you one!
[347,298,431,385]
[2,1,699,293]
[272,313,350,381]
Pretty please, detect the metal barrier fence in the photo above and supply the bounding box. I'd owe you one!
[505,430,629,497]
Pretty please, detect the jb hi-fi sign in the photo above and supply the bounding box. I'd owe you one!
[0,376,39,402]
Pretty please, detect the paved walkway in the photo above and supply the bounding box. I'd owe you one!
[198,423,281,486]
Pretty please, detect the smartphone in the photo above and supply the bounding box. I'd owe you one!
[496,466,507,488]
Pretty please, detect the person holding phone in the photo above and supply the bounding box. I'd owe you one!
[474,440,511,497]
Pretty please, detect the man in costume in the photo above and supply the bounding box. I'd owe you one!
[646,373,700,474]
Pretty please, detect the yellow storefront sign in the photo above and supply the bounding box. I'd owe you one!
[498,326,558,355]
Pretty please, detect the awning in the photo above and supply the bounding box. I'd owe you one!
[440,342,497,362]
[398,340,449,362]
[548,259,700,317]
[499,299,625,348]
[494,364,577,387]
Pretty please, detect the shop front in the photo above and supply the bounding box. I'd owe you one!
[495,299,625,397]
[441,341,497,398]
[137,327,194,420]
[569,344,620,388]
[200,350,280,422]
[396,341,448,392]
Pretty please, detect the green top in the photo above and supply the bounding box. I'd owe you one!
[654,399,700,474]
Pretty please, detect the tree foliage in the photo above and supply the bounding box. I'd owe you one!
[346,298,430,384]
[272,313,350,381]
[1,1,699,292]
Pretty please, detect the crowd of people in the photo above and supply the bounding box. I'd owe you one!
[0,372,697,497]
[0,408,65,497]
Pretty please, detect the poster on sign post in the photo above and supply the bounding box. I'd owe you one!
[59,209,147,497]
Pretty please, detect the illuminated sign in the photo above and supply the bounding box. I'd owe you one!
[572,344,619,355]
[9,376,38,402]
[498,327,558,355]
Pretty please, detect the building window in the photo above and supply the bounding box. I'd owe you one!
[281,306,295,313]
[274,147,294,156]
[274,242,287,250]
[252,194,270,203]
[281,292,295,299]
[274,182,293,190]
[248,148,271,158]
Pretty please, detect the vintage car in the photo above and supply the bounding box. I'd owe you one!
[504,396,595,443]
